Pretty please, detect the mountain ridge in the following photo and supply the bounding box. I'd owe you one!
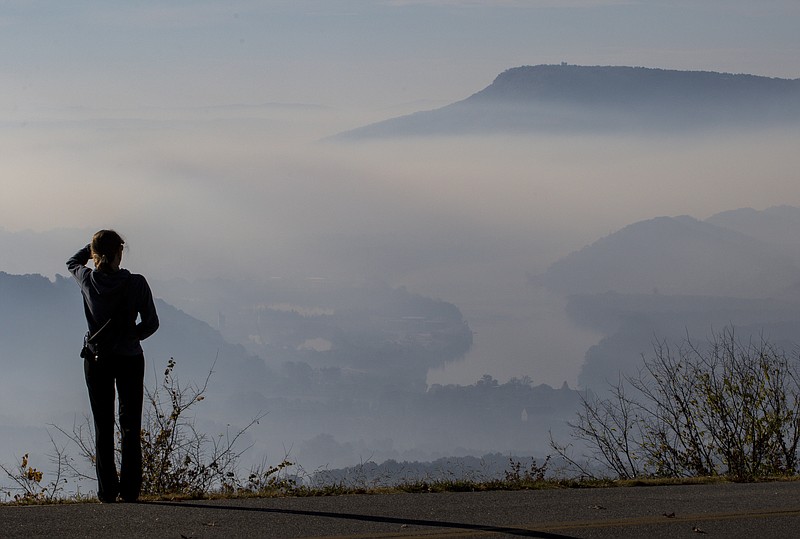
[335,64,800,138]
[534,208,800,298]
[472,65,800,104]
[532,205,800,388]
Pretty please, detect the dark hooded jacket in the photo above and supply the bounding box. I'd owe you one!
[67,245,159,356]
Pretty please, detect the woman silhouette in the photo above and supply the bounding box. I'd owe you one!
[67,230,159,502]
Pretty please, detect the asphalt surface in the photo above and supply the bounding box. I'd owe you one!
[3,481,800,538]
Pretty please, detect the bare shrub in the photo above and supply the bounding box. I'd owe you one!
[62,358,268,497]
[0,435,70,503]
[552,329,800,481]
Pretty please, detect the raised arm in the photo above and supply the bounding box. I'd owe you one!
[67,244,92,282]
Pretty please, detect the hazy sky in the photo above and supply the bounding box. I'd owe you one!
[2,0,800,387]
[2,0,799,112]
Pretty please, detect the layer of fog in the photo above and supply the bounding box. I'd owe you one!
[2,107,800,476]
[3,109,800,388]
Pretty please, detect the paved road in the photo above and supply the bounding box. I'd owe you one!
[3,481,800,538]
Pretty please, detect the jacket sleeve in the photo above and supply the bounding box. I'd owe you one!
[136,276,160,341]
[66,245,92,283]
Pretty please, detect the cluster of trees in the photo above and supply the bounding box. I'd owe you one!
[311,453,549,488]
[258,374,581,469]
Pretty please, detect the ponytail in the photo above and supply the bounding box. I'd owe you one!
[91,230,125,272]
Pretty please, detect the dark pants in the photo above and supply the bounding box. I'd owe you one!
[84,353,145,502]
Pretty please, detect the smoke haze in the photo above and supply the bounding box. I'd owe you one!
[3,109,799,388]
[2,0,800,485]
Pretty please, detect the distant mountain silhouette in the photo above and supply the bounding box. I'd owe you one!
[706,205,800,265]
[534,214,800,298]
[570,292,800,389]
[335,65,800,138]
[0,272,269,421]
[0,270,473,412]
[534,206,800,388]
